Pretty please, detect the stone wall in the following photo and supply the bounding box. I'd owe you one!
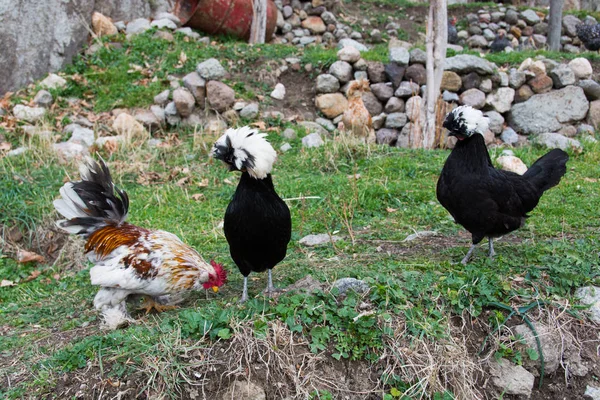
[0,0,171,95]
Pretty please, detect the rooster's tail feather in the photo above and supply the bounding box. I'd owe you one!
[54,157,129,236]
[523,149,569,193]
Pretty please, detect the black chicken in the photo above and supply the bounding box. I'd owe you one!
[576,23,600,51]
[448,16,458,44]
[436,106,569,264]
[213,127,292,302]
[490,31,511,53]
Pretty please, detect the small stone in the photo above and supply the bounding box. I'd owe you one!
[270,83,286,100]
[40,74,67,89]
[175,27,200,39]
[375,128,398,145]
[282,128,297,140]
[316,74,340,94]
[489,358,535,397]
[68,126,95,147]
[485,111,504,134]
[301,133,324,148]
[154,12,181,26]
[558,125,577,138]
[126,18,151,35]
[336,38,368,52]
[53,142,89,161]
[370,83,394,102]
[6,147,28,157]
[221,381,265,400]
[549,64,576,89]
[486,87,515,113]
[514,84,534,103]
[173,88,195,118]
[496,155,527,174]
[196,58,227,81]
[315,93,348,119]
[280,143,292,152]
[154,90,170,105]
[577,124,595,136]
[384,97,404,113]
[298,121,328,136]
[441,71,462,92]
[154,30,174,41]
[204,119,227,135]
[183,72,207,106]
[361,92,383,116]
[316,117,335,132]
[302,16,326,34]
[501,127,519,145]
[562,14,581,37]
[442,91,459,102]
[92,12,118,36]
[578,79,600,101]
[150,105,165,126]
[479,79,493,94]
[461,72,482,91]
[394,81,420,98]
[332,278,369,295]
[12,105,45,122]
[206,81,235,112]
[389,45,410,66]
[384,63,405,89]
[467,35,488,48]
[337,46,361,63]
[112,113,148,140]
[385,112,407,129]
[520,9,540,25]
[405,64,426,86]
[181,113,203,128]
[509,68,527,89]
[239,104,259,120]
[459,88,486,109]
[300,233,341,246]
[33,90,53,107]
[585,385,600,400]
[533,133,582,151]
[528,74,553,94]
[568,58,593,80]
[329,61,353,83]
[576,286,600,323]
[409,48,427,65]
[151,18,178,30]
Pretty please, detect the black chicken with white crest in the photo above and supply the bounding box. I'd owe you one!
[576,23,600,51]
[213,127,292,302]
[436,106,569,264]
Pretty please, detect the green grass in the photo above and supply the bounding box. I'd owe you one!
[1,28,600,400]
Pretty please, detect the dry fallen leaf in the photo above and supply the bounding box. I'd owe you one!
[224,178,234,185]
[0,142,11,151]
[24,270,42,282]
[1,279,16,287]
[191,193,205,201]
[386,207,397,213]
[197,178,209,188]
[251,121,267,130]
[17,249,45,264]
[176,176,191,186]
[584,177,597,183]
[179,51,187,65]
[347,174,361,180]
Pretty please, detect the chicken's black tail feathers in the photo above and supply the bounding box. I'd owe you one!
[54,157,129,236]
[523,149,569,193]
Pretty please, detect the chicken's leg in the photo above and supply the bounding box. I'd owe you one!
[488,238,496,258]
[264,269,279,296]
[138,296,177,314]
[240,276,249,303]
[461,244,477,265]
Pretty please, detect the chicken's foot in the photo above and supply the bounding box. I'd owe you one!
[264,269,281,297]
[488,238,496,258]
[138,296,177,314]
[240,276,249,303]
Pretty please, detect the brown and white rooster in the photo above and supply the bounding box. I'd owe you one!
[54,157,227,329]
[340,79,375,143]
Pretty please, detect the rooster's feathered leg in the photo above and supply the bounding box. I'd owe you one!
[265,269,278,296]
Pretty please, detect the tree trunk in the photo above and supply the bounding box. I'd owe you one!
[547,0,564,51]
[419,0,447,149]
[249,0,268,44]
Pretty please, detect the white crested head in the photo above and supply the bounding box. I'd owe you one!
[443,105,489,138]
[212,126,277,179]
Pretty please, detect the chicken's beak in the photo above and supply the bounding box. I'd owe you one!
[212,286,219,293]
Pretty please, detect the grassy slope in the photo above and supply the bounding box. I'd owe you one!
[1,30,600,399]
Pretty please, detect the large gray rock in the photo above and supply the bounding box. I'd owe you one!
[0,0,94,94]
[221,381,265,400]
[489,358,535,397]
[299,233,340,246]
[332,278,369,295]
[370,83,394,102]
[385,112,407,129]
[126,18,151,35]
[94,0,156,21]
[444,55,496,75]
[389,46,410,66]
[533,132,582,151]
[484,111,504,135]
[562,15,581,37]
[376,128,398,145]
[513,322,562,374]
[13,105,46,122]
[508,86,589,134]
[316,74,340,94]
[173,87,195,118]
[206,81,235,113]
[302,132,324,148]
[508,68,527,89]
[336,38,368,52]
[520,9,540,25]
[459,88,486,109]
[183,72,206,106]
